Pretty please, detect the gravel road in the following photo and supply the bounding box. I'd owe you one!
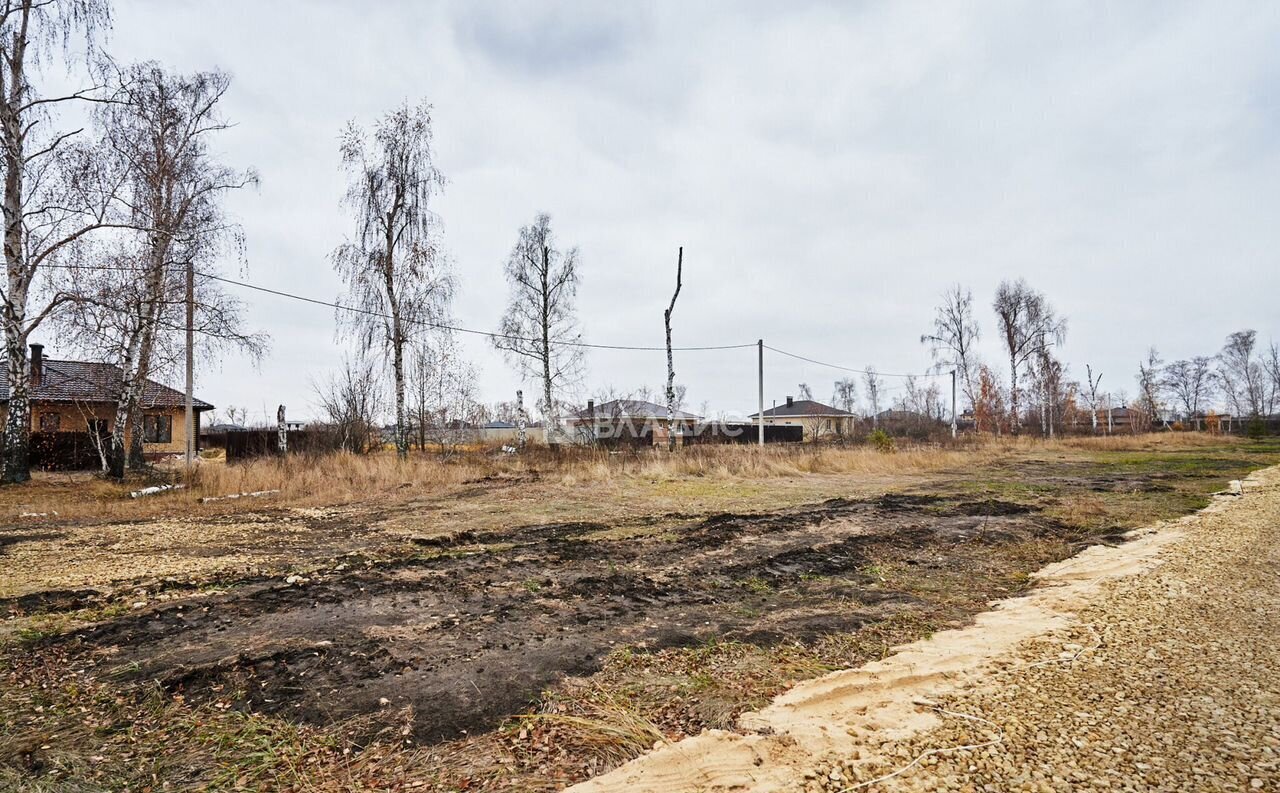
[814,466,1280,792]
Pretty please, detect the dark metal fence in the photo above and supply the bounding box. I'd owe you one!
[684,422,804,444]
[222,428,348,462]
[29,432,103,471]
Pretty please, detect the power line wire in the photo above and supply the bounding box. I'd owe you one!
[36,262,945,375]
[36,261,755,352]
[203,272,757,352]
[764,344,944,379]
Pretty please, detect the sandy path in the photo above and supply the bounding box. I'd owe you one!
[571,465,1280,793]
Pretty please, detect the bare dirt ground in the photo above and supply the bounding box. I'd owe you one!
[576,465,1280,793]
[0,437,1276,791]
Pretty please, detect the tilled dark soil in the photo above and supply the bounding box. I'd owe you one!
[49,494,1065,743]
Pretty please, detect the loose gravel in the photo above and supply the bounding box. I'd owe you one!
[810,467,1280,792]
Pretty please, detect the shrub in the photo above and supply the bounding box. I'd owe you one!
[1246,417,1267,440]
[868,429,896,453]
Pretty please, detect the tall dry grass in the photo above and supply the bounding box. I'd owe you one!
[1051,432,1235,451]
[3,432,1246,521]
[190,441,1010,505]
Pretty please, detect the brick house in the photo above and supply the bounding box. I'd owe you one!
[0,344,214,459]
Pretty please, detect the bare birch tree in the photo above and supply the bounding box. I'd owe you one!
[831,377,857,413]
[862,366,884,426]
[1083,365,1103,434]
[58,64,260,478]
[1264,342,1280,416]
[921,284,980,410]
[663,247,681,451]
[407,331,477,453]
[992,279,1066,435]
[1,0,118,482]
[1134,347,1166,428]
[493,212,583,442]
[332,101,453,460]
[1216,330,1267,419]
[1164,356,1214,425]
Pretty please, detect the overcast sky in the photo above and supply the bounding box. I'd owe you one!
[81,1,1280,422]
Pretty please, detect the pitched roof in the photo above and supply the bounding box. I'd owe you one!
[570,399,702,421]
[752,399,855,418]
[1,359,213,410]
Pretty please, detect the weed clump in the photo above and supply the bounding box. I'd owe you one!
[869,429,896,454]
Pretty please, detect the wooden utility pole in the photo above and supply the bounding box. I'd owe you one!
[185,260,195,472]
[757,339,764,447]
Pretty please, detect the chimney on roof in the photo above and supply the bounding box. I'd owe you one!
[29,343,43,387]
[587,399,595,416]
[786,396,794,408]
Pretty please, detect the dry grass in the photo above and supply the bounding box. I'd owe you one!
[1051,432,1236,451]
[199,444,1002,503]
[0,433,1249,523]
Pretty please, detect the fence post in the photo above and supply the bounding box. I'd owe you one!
[277,405,287,455]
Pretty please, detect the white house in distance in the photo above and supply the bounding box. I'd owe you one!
[749,396,857,440]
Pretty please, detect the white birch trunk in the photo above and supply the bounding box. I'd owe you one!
[664,248,682,452]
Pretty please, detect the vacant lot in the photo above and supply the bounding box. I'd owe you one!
[2,436,1276,791]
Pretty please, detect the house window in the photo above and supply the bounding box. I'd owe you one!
[38,412,61,432]
[143,414,173,444]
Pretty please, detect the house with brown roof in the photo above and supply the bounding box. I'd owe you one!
[0,344,214,459]
[749,396,858,440]
[563,399,703,446]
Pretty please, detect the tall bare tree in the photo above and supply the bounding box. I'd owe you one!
[493,212,583,442]
[663,247,681,451]
[1163,356,1214,424]
[58,64,260,478]
[1032,348,1068,437]
[313,355,384,454]
[1135,347,1165,428]
[831,377,857,413]
[407,331,478,453]
[992,279,1066,435]
[797,382,814,401]
[1216,330,1268,419]
[1083,365,1103,434]
[1,0,117,482]
[862,365,884,426]
[332,101,453,460]
[921,284,980,410]
[1265,342,1280,415]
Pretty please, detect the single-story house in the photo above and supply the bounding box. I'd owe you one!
[563,399,702,446]
[749,397,857,440]
[1,343,213,458]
